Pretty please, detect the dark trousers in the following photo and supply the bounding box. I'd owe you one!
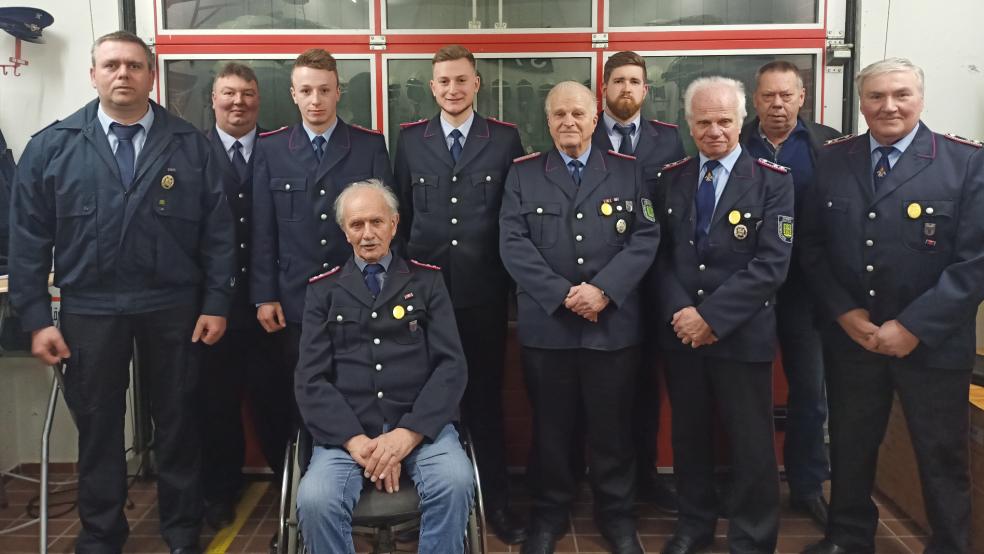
[455,300,511,510]
[632,325,664,486]
[60,307,203,553]
[776,276,829,499]
[522,346,639,536]
[823,328,971,554]
[663,351,779,554]
[199,320,290,504]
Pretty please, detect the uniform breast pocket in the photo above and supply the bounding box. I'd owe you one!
[411,173,439,213]
[467,171,502,209]
[521,202,561,248]
[392,305,427,345]
[823,195,851,239]
[901,199,954,253]
[326,305,362,354]
[53,191,97,281]
[729,205,763,254]
[270,178,308,222]
[153,188,204,285]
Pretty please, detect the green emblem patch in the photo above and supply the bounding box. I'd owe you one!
[641,198,656,223]
[778,215,794,243]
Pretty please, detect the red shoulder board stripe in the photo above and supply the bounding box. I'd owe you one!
[944,133,983,148]
[350,123,383,135]
[650,119,679,128]
[661,156,692,171]
[823,134,856,146]
[488,117,517,128]
[607,150,636,160]
[400,118,428,129]
[309,266,340,283]
[513,151,542,163]
[410,259,441,271]
[259,126,288,138]
[757,158,790,174]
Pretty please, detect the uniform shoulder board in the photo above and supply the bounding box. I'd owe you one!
[259,126,288,138]
[31,119,60,137]
[409,259,441,271]
[308,266,341,283]
[943,133,983,149]
[513,151,542,163]
[650,119,679,129]
[399,118,428,129]
[661,156,692,171]
[350,123,383,135]
[607,150,636,160]
[488,117,517,128]
[823,133,856,146]
[756,158,790,174]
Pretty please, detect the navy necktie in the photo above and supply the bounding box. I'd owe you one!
[110,122,141,188]
[363,263,383,297]
[231,140,248,183]
[313,135,327,161]
[873,145,895,186]
[695,160,720,247]
[568,159,583,186]
[449,129,464,163]
[614,122,636,155]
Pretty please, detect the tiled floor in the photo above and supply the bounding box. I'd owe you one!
[0,471,928,553]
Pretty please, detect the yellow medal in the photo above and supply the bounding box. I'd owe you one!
[392,305,405,320]
[728,210,741,225]
[906,202,922,219]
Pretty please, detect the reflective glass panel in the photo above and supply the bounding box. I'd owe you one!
[387,57,591,154]
[609,0,818,27]
[162,0,370,30]
[639,54,816,155]
[164,59,373,132]
[385,0,590,30]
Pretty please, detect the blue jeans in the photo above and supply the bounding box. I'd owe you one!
[777,275,830,499]
[296,424,474,554]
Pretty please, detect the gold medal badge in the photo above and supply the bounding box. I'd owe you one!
[161,174,175,190]
[906,202,922,219]
[728,210,741,225]
[601,202,613,216]
[392,305,406,320]
[733,224,748,240]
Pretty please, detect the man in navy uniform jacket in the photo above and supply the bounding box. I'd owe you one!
[500,81,659,554]
[251,48,393,384]
[10,31,234,554]
[799,58,984,554]
[591,50,687,513]
[294,180,473,554]
[653,76,793,554]
[393,44,526,544]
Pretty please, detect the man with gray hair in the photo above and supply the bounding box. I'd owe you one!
[651,76,793,554]
[799,57,984,554]
[294,179,473,553]
[500,81,659,554]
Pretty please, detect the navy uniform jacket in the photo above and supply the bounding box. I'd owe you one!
[652,150,794,362]
[394,113,524,308]
[208,127,263,329]
[591,115,686,195]
[295,255,468,447]
[250,119,393,324]
[499,148,660,351]
[10,99,235,332]
[799,123,984,370]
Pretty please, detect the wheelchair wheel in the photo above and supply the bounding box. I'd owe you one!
[274,435,304,554]
[462,429,487,554]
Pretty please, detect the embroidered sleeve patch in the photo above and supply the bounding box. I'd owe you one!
[642,198,656,222]
[778,215,794,243]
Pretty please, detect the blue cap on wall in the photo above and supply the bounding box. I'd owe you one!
[0,7,54,43]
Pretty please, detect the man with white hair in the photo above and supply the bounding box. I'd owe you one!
[500,81,659,554]
[799,58,984,554]
[652,76,793,554]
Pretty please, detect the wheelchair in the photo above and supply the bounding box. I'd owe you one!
[273,425,487,554]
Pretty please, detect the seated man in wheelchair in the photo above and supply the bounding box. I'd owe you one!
[294,178,474,553]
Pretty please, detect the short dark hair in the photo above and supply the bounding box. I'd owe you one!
[432,45,476,70]
[603,51,647,84]
[91,30,155,69]
[215,61,258,87]
[755,60,804,89]
[293,48,338,75]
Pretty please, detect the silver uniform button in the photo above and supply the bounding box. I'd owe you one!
[826,201,833,208]
[336,315,343,322]
[576,212,584,219]
[866,265,874,272]
[926,206,935,215]
[377,391,383,399]
[419,177,425,183]
[320,213,328,220]
[323,262,329,269]
[575,235,583,242]
[451,197,458,204]
[285,184,291,191]
[865,239,874,247]
[486,175,492,182]
[451,239,458,246]
[698,264,706,271]
[577,257,584,265]
[452,176,457,182]
[371,312,378,319]
[238,193,245,199]
[407,305,414,312]
[764,300,770,306]
[373,338,381,345]
[667,208,673,215]
[375,364,382,371]
[321,239,327,245]
[536,207,543,214]
[319,189,326,196]
[869,289,876,297]
[240,242,247,249]
[868,211,876,220]
[240,217,247,223]
[697,289,705,296]
[451,218,458,224]
[241,266,247,273]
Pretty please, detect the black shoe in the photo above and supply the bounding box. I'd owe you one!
[639,474,679,514]
[487,506,528,544]
[520,528,560,554]
[790,494,829,528]
[606,532,644,554]
[660,533,713,554]
[800,539,854,554]
[204,500,236,530]
[171,548,203,554]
